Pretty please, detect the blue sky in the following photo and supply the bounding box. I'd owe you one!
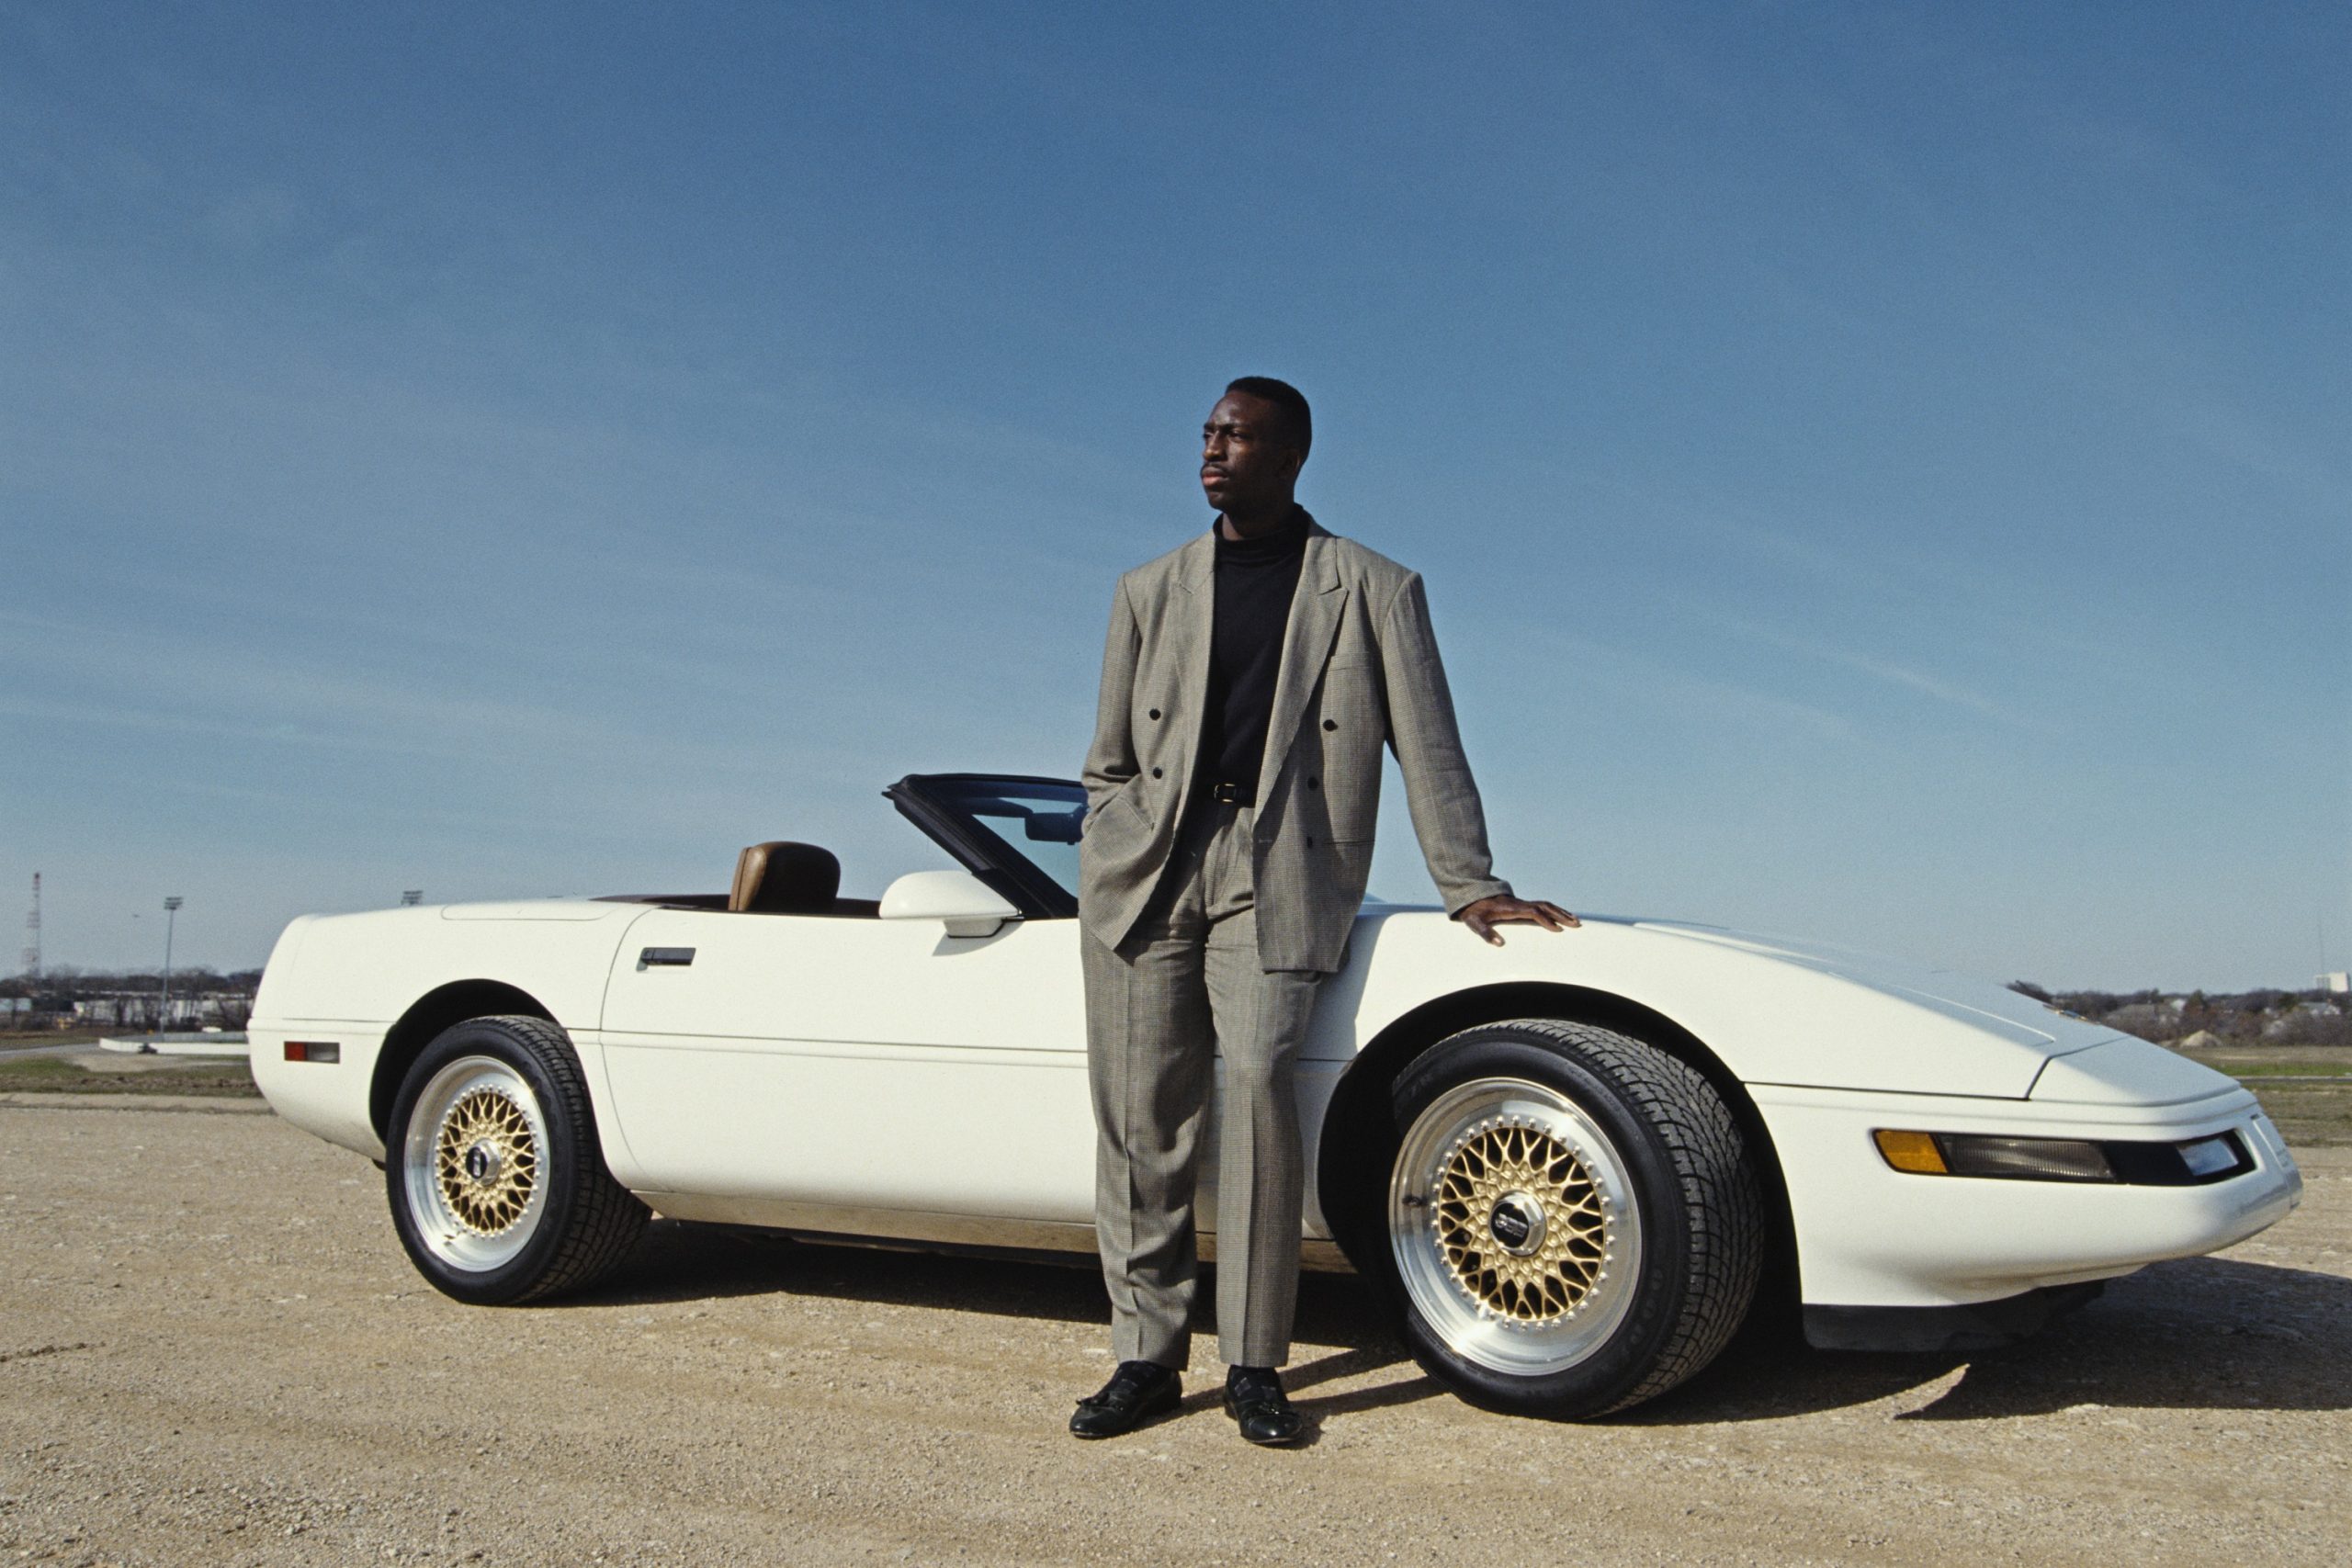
[3,1,2344,988]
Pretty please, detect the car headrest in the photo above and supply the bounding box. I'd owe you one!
[728,841,842,915]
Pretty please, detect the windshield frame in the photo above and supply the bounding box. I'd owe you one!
[883,773,1084,920]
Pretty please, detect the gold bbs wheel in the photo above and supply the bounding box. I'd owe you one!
[1430,1119,1610,1321]
[1389,1077,1644,1376]
[434,1085,540,1235]
[401,1055,552,1272]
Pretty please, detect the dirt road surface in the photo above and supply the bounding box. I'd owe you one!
[2,1096,2345,1567]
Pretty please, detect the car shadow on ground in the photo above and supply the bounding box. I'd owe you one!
[1888,1257,2352,1420]
[577,1219,1113,1323]
[580,1218,1410,1340]
[1629,1256,2352,1426]
[574,1224,2349,1425]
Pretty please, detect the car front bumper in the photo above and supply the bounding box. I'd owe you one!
[1753,1081,2303,1316]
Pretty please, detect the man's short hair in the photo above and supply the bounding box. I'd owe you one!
[1225,376,1312,460]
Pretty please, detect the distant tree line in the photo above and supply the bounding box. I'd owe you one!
[2008,981,2349,1048]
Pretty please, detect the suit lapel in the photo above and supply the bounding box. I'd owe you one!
[1165,529,1218,829]
[1258,525,1345,804]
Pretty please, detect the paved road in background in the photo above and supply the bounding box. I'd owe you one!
[0,1041,106,1060]
[2,1098,2346,1566]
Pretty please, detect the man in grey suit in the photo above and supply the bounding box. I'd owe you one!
[1070,377,1575,1444]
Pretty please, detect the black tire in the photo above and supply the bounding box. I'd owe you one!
[1378,1019,1762,1417]
[385,1014,649,1305]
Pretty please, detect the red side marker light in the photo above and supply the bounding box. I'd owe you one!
[285,1041,342,1064]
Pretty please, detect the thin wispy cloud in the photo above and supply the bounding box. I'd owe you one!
[1708,615,2040,732]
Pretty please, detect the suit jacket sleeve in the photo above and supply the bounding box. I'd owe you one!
[1080,574,1142,829]
[1377,570,1514,917]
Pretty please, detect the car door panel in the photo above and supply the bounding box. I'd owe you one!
[598,909,1093,1221]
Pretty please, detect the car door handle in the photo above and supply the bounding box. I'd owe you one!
[638,947,695,969]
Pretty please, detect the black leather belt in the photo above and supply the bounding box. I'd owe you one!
[1208,782,1254,807]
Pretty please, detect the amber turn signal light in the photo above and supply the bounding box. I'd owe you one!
[1872,1129,1948,1174]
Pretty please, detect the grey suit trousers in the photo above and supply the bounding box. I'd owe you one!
[1081,798,1325,1369]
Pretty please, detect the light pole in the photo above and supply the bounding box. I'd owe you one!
[160,896,183,1032]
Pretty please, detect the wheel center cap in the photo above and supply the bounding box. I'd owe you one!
[464,1142,501,1183]
[1487,1191,1546,1256]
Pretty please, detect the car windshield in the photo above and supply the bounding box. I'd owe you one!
[891,774,1087,913]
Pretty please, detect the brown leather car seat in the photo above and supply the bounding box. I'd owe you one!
[728,841,842,915]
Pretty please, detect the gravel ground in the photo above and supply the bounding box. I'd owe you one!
[1,1097,2345,1567]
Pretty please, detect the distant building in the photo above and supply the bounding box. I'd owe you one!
[2321,971,2349,995]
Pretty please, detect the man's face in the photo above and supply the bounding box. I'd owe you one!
[1200,391,1302,515]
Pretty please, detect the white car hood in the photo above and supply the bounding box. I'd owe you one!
[1623,919,2122,1057]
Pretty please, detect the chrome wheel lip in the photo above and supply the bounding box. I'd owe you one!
[401,1054,550,1274]
[1387,1075,1644,1377]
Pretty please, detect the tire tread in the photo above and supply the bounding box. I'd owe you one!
[481,1015,649,1302]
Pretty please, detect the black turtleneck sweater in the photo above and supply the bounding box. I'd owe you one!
[1195,507,1311,803]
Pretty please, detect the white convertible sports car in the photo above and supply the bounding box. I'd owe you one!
[251,772,2303,1417]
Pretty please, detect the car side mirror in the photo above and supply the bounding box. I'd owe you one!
[878,870,1022,939]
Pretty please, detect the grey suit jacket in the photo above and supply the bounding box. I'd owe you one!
[1078,519,1512,972]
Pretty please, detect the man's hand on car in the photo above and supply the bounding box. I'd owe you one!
[1456,895,1579,946]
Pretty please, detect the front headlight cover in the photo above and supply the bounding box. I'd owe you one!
[1938,1134,2116,1182]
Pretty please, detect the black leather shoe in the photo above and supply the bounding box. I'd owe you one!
[1069,1360,1182,1439]
[1223,1366,1305,1446]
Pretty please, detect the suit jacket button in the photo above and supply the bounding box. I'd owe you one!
[1307,835,1316,847]
[1148,708,1160,720]
[1307,777,1318,789]
[1322,718,1338,731]
[1150,766,1163,778]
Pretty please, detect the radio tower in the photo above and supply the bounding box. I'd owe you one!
[21,873,40,979]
